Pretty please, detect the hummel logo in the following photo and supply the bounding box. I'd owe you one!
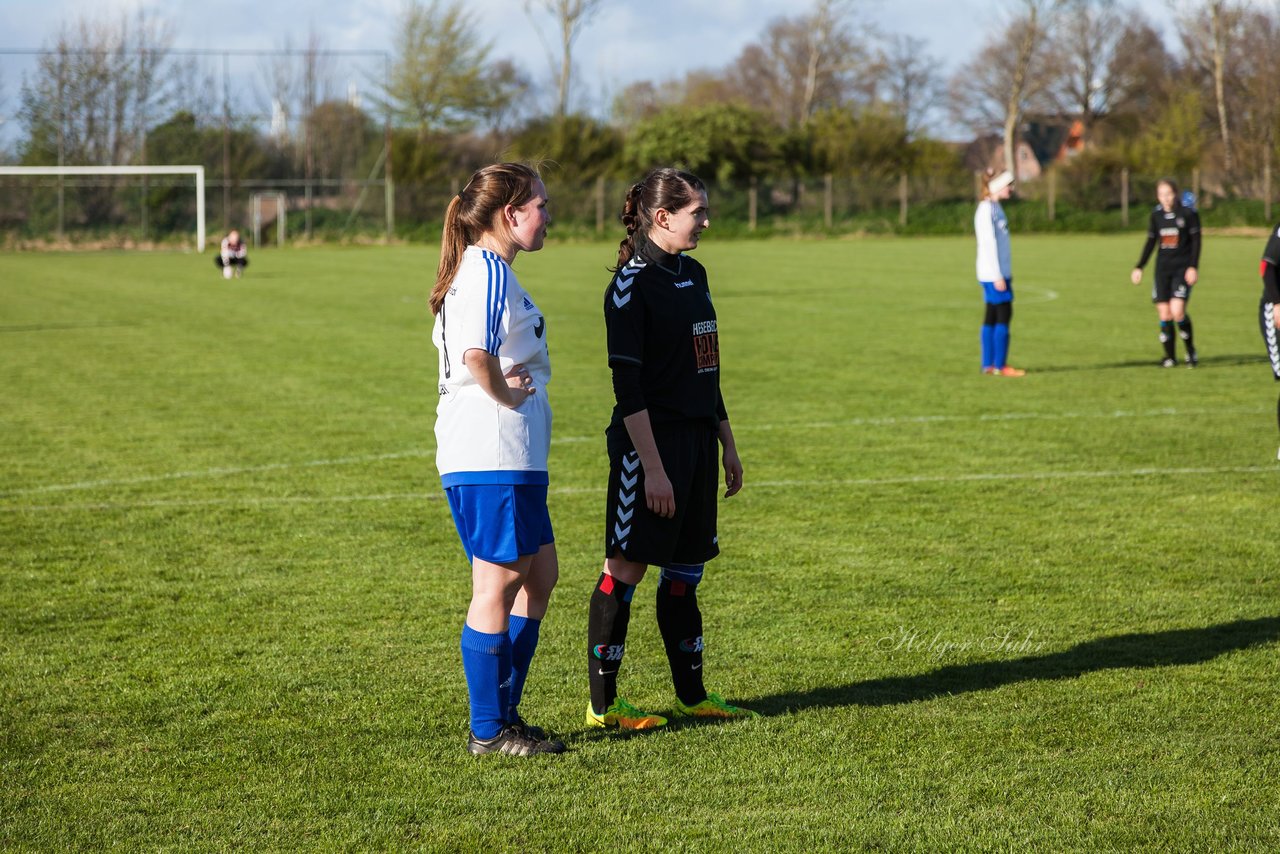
[621,454,640,473]
[674,279,694,288]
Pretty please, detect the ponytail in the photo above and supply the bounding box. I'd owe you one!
[430,162,542,315]
[431,194,468,315]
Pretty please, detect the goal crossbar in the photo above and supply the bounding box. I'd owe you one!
[0,165,207,251]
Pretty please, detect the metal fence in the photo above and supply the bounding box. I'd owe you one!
[4,165,1278,249]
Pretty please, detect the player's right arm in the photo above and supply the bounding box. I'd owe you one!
[622,409,675,518]
[464,349,534,408]
[448,256,533,408]
[1132,210,1158,283]
[606,268,675,518]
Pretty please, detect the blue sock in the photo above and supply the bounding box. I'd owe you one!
[460,624,511,740]
[981,324,996,368]
[994,323,1010,369]
[506,614,541,721]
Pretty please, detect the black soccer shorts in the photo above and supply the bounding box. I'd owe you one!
[1261,298,1280,381]
[1152,270,1192,303]
[603,421,721,566]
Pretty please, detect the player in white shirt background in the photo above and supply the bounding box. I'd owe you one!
[428,162,564,757]
[974,170,1026,377]
[215,230,248,279]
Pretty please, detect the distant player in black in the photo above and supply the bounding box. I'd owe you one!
[1131,179,1201,367]
[584,167,757,731]
[1257,223,1280,457]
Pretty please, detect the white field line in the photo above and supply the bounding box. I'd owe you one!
[2,464,1275,514]
[0,405,1269,499]
[941,287,1060,308]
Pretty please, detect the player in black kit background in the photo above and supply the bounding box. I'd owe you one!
[584,167,758,731]
[1131,178,1201,367]
[1257,223,1280,457]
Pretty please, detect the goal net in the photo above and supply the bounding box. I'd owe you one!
[0,165,206,251]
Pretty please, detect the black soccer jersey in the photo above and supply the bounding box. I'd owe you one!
[1136,205,1201,275]
[604,239,727,430]
[1261,222,1280,304]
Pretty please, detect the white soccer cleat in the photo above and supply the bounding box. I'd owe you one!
[223,265,233,280]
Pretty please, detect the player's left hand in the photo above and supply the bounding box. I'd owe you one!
[1185,267,1198,285]
[722,448,743,498]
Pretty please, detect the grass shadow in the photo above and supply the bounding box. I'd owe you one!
[1032,353,1268,373]
[750,615,1280,713]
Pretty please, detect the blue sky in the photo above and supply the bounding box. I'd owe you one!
[0,0,1175,142]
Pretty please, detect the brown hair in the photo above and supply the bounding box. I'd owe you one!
[979,168,997,201]
[1157,177,1181,200]
[613,167,707,271]
[431,162,543,315]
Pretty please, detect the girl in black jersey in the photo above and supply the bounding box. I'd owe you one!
[584,167,757,730]
[1131,179,1201,367]
[1256,223,1280,457]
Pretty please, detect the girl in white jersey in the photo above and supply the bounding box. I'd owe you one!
[430,163,563,757]
[974,169,1026,377]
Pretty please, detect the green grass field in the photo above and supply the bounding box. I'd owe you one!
[3,235,1279,850]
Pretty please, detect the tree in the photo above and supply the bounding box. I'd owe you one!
[17,11,180,227]
[1174,0,1246,178]
[507,113,622,180]
[728,0,875,128]
[1229,5,1280,195]
[880,34,942,138]
[18,11,177,168]
[949,0,1061,180]
[808,105,911,177]
[523,0,604,121]
[1046,0,1170,142]
[622,102,784,184]
[381,0,502,135]
[1126,87,1207,176]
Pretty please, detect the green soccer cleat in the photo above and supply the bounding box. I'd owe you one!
[585,697,668,730]
[672,692,760,720]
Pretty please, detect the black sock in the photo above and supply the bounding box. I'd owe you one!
[1160,321,1176,360]
[1177,316,1195,352]
[656,572,706,706]
[588,573,634,714]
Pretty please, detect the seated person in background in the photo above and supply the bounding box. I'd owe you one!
[214,230,248,279]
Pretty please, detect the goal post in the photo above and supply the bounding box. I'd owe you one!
[0,165,206,252]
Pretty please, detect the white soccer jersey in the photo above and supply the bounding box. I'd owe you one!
[432,246,552,486]
[975,199,1011,282]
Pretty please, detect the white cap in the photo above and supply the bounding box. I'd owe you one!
[988,171,1014,194]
